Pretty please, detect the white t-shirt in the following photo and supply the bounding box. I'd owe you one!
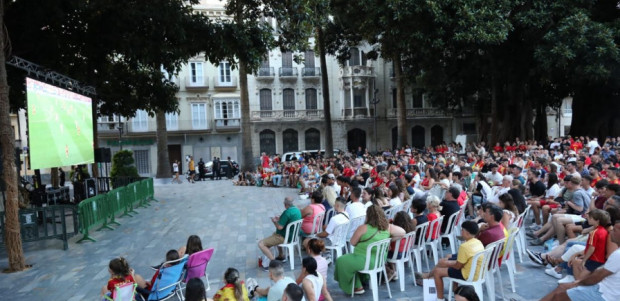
[346,202,366,220]
[303,273,323,301]
[485,172,503,185]
[598,248,620,301]
[389,197,402,207]
[172,163,179,173]
[546,183,561,199]
[588,140,600,155]
[325,211,349,240]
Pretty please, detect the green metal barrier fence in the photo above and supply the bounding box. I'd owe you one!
[77,178,155,243]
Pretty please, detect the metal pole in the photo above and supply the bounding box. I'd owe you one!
[118,119,123,151]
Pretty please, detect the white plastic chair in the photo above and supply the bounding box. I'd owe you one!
[424,216,444,266]
[497,227,520,297]
[351,238,392,301]
[410,222,430,272]
[446,245,495,301]
[484,239,506,301]
[347,215,366,253]
[384,204,402,220]
[277,219,303,270]
[387,231,417,291]
[307,211,326,238]
[513,204,531,263]
[439,211,460,256]
[324,208,335,225]
[401,199,412,215]
[324,220,350,261]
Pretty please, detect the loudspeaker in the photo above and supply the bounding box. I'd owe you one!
[94,148,112,163]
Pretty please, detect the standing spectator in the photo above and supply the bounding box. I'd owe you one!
[59,167,66,187]
[188,156,196,183]
[198,158,205,181]
[172,160,182,184]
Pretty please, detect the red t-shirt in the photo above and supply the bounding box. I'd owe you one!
[343,167,355,178]
[586,226,608,263]
[519,144,527,151]
[457,191,467,206]
[107,275,135,292]
[426,213,439,240]
[261,155,270,168]
[493,146,503,152]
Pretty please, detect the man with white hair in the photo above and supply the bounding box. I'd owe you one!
[258,197,302,265]
[489,175,513,204]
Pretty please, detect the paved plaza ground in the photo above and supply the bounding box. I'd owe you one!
[0,180,559,300]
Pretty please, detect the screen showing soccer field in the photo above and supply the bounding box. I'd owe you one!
[26,78,94,169]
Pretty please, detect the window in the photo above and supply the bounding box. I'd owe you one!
[283,129,298,153]
[305,51,315,68]
[133,150,150,174]
[218,61,232,85]
[354,90,364,107]
[214,99,240,126]
[165,112,178,130]
[191,103,207,129]
[305,89,317,110]
[392,88,397,108]
[260,130,276,155]
[305,128,320,150]
[133,110,148,132]
[189,62,204,85]
[412,89,424,108]
[283,89,295,117]
[260,89,273,111]
[282,52,293,68]
[259,56,271,76]
[463,123,476,135]
[349,47,360,66]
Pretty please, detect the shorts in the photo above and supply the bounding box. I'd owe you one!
[447,267,464,280]
[261,233,284,248]
[566,284,604,301]
[539,200,560,209]
[584,259,604,272]
[189,170,196,175]
[566,214,586,223]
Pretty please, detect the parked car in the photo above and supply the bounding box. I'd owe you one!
[204,160,239,178]
[282,149,341,162]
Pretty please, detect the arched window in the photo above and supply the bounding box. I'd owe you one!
[260,129,276,155]
[305,128,320,150]
[283,129,299,153]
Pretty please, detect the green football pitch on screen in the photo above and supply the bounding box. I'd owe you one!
[26,78,94,170]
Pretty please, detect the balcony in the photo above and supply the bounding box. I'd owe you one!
[341,65,375,78]
[279,67,298,80]
[341,108,375,118]
[251,109,324,121]
[214,118,240,131]
[96,121,127,135]
[213,76,238,90]
[185,77,209,90]
[302,67,321,79]
[386,108,448,118]
[256,67,275,80]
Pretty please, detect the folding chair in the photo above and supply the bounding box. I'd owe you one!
[104,282,141,301]
[148,256,188,301]
[182,248,214,291]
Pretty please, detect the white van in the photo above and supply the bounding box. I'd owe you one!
[282,149,340,162]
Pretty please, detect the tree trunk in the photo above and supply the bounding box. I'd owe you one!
[393,56,407,148]
[239,62,254,171]
[317,27,333,158]
[489,73,498,145]
[155,111,171,179]
[534,101,548,143]
[0,0,26,271]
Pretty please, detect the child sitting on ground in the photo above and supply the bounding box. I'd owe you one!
[100,257,135,298]
[213,268,250,301]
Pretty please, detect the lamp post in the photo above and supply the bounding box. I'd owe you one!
[117,118,124,151]
[370,88,380,152]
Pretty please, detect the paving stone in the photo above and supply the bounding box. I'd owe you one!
[0,180,556,300]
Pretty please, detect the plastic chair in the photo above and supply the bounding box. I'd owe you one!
[387,231,417,291]
[182,248,214,291]
[497,228,520,297]
[104,282,140,301]
[347,215,366,253]
[401,199,412,215]
[148,255,188,301]
[307,211,326,238]
[513,204,531,263]
[446,246,494,301]
[410,222,430,272]
[324,220,350,261]
[324,208,335,226]
[351,238,392,301]
[424,216,444,266]
[439,211,460,256]
[277,219,303,270]
[484,239,506,301]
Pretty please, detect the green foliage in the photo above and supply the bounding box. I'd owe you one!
[110,150,139,180]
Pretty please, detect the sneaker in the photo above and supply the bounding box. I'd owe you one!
[246,278,258,298]
[545,268,562,279]
[526,232,538,239]
[275,256,287,263]
[526,249,545,266]
[530,238,544,246]
[528,224,541,231]
[354,287,365,295]
[558,275,575,284]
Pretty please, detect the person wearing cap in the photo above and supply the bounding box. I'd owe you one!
[509,164,526,185]
[485,164,503,186]
[360,164,371,183]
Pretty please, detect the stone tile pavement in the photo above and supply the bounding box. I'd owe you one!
[0,180,558,300]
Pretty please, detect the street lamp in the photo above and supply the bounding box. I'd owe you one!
[370,88,380,152]
[117,118,124,151]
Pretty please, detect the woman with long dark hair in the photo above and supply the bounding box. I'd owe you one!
[300,257,332,301]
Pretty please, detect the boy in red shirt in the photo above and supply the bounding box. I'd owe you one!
[570,209,610,281]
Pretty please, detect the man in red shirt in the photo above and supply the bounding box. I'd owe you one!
[342,162,355,178]
[261,152,270,169]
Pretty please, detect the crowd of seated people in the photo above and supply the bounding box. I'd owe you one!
[103,135,620,300]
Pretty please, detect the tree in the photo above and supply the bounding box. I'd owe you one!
[0,0,26,272]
